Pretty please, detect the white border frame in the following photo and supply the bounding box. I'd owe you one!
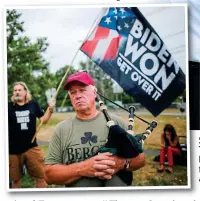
[4,3,190,192]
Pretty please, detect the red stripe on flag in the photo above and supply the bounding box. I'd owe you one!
[103,35,122,60]
[81,26,110,58]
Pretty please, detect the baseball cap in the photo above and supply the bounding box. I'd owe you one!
[64,72,95,90]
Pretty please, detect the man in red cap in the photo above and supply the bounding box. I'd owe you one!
[45,72,145,187]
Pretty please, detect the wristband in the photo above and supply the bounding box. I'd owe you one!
[124,159,130,170]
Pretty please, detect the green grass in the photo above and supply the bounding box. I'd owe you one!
[21,154,188,188]
[20,110,188,188]
[37,112,187,150]
[133,156,188,186]
[21,174,35,188]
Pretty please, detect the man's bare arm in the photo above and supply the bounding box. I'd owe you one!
[44,152,115,185]
[94,153,145,179]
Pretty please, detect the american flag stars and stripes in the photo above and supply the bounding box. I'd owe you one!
[81,7,185,116]
[81,7,136,63]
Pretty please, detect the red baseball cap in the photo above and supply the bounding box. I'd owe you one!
[64,72,95,90]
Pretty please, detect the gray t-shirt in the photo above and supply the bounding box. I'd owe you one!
[45,112,127,165]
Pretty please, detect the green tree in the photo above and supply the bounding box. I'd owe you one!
[54,66,76,107]
[7,9,56,108]
[121,91,135,104]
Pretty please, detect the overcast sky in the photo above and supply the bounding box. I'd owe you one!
[149,0,200,63]
[16,7,102,73]
[14,2,200,74]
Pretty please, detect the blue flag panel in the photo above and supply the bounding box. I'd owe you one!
[81,7,185,116]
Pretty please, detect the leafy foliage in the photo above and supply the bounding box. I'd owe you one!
[6,9,138,108]
[54,66,76,107]
[7,9,56,108]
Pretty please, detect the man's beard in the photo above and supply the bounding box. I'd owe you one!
[13,95,24,103]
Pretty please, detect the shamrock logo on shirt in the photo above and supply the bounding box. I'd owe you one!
[81,132,97,146]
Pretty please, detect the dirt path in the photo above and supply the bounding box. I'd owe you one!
[37,126,54,142]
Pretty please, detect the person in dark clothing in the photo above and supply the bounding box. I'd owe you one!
[8,81,56,188]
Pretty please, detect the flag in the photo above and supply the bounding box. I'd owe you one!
[81,7,186,116]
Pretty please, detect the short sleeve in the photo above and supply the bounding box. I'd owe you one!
[33,100,44,118]
[45,127,63,165]
[110,113,128,130]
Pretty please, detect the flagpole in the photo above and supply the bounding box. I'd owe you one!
[60,93,68,108]
[31,66,71,143]
[31,8,107,143]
